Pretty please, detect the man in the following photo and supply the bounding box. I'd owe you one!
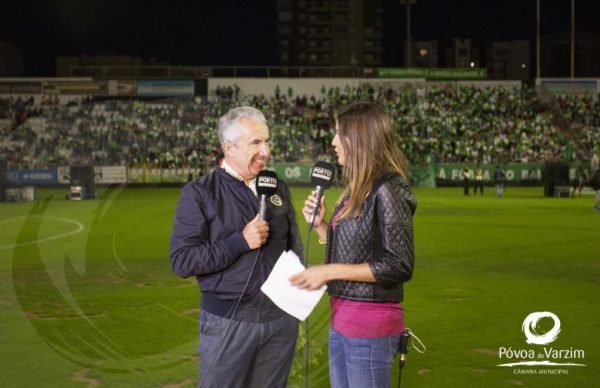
[461,167,470,196]
[591,168,600,213]
[170,106,302,387]
[473,165,484,195]
[494,165,505,197]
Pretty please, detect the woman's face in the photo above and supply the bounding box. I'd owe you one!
[332,121,346,166]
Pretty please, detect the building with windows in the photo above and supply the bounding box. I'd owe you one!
[412,38,530,82]
[490,40,530,81]
[0,41,24,77]
[276,0,383,68]
[541,32,600,77]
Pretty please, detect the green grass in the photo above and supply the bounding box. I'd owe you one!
[0,186,598,387]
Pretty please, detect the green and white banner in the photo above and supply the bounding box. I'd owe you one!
[434,163,588,183]
[435,163,542,182]
[58,163,585,186]
[376,67,487,80]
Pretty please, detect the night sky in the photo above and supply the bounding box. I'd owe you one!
[1,0,599,76]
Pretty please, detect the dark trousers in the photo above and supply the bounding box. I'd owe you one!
[463,179,469,195]
[473,181,484,195]
[198,310,298,388]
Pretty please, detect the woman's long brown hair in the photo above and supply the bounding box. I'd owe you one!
[335,101,410,220]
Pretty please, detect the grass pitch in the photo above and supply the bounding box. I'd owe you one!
[0,186,598,387]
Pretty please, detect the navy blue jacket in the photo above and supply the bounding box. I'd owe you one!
[169,167,303,321]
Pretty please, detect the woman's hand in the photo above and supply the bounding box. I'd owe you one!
[301,190,327,229]
[290,265,332,290]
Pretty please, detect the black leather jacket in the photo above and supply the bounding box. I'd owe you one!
[325,172,416,302]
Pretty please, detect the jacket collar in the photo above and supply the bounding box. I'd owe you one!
[220,160,257,196]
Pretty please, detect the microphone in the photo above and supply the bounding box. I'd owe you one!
[255,170,278,221]
[399,329,410,368]
[308,161,335,230]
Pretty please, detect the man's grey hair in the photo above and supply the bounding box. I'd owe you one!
[218,106,267,146]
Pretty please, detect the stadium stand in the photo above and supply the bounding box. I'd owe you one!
[1,85,599,172]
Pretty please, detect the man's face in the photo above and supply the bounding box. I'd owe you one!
[224,117,270,181]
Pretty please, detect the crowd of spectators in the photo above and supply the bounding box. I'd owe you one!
[1,84,599,170]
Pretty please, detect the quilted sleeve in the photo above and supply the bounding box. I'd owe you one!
[368,178,416,287]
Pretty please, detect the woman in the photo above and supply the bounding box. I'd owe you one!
[291,101,416,388]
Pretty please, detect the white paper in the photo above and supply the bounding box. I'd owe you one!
[261,250,327,321]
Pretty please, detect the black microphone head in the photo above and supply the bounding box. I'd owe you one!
[311,161,335,188]
[256,170,278,196]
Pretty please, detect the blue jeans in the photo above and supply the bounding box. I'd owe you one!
[329,326,400,388]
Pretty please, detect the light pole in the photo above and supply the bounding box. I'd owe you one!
[536,0,540,79]
[401,0,417,67]
[571,0,575,78]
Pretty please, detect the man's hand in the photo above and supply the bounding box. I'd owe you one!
[242,215,269,250]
